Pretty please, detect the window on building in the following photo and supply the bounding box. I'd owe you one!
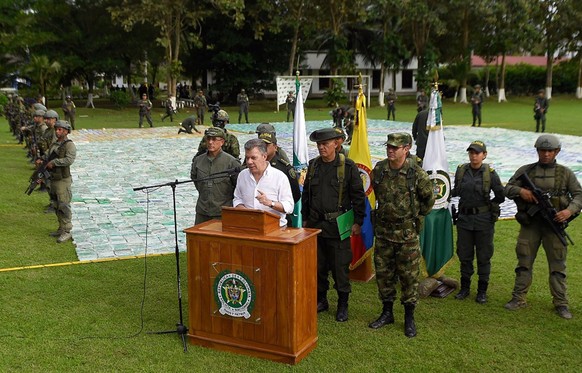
[372,70,381,89]
[402,69,413,89]
[319,70,330,90]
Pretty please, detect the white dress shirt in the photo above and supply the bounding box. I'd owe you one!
[233,164,294,226]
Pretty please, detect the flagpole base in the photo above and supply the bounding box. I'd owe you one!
[349,256,375,282]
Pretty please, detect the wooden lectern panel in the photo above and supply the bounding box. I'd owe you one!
[185,213,320,365]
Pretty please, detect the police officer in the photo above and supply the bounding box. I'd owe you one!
[504,134,582,319]
[178,115,202,134]
[190,127,240,225]
[302,127,366,322]
[452,141,505,304]
[46,120,76,243]
[411,109,429,161]
[259,132,300,226]
[368,133,434,337]
[471,84,484,127]
[137,93,153,128]
[286,91,296,122]
[237,88,249,123]
[196,110,240,159]
[255,123,290,163]
[62,95,76,130]
[386,88,397,121]
[534,89,549,133]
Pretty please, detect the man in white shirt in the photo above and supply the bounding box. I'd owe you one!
[233,138,294,226]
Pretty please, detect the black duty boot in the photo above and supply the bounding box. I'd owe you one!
[368,301,394,329]
[404,304,417,338]
[476,280,488,304]
[336,292,349,322]
[455,277,471,300]
[317,291,329,313]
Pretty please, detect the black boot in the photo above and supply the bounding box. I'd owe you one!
[336,292,349,322]
[368,301,394,329]
[476,280,488,304]
[404,304,417,338]
[317,291,329,313]
[455,277,471,300]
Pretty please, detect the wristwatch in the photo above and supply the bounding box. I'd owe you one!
[270,201,275,208]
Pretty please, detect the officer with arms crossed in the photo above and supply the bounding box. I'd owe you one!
[302,127,366,322]
[504,134,582,319]
[368,133,434,337]
[190,127,240,225]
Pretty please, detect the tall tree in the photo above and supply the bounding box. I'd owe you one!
[109,0,244,97]
[24,55,60,98]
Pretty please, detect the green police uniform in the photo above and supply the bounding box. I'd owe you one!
[302,127,366,322]
[197,130,240,160]
[190,131,240,224]
[505,136,582,316]
[451,141,505,302]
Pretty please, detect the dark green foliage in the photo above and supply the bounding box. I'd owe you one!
[109,90,132,109]
[324,79,347,107]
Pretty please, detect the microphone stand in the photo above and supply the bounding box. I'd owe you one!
[133,169,239,352]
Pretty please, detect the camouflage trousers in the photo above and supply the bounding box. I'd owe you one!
[374,236,421,305]
[512,222,568,306]
[52,178,72,233]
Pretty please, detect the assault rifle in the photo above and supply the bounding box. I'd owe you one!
[517,172,576,246]
[25,149,59,195]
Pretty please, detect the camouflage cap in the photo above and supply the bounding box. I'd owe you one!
[54,120,72,132]
[534,134,561,150]
[44,110,59,119]
[383,132,412,147]
[258,132,277,144]
[467,140,486,153]
[34,109,46,117]
[215,109,229,122]
[256,122,276,134]
[205,127,226,139]
[309,127,345,142]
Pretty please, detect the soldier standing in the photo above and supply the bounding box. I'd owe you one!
[451,141,505,304]
[45,120,76,243]
[286,91,296,122]
[504,134,582,319]
[161,94,175,122]
[237,89,250,123]
[196,110,240,160]
[62,95,76,130]
[368,133,434,337]
[193,90,208,125]
[386,89,397,121]
[190,127,240,225]
[471,84,484,127]
[302,127,366,322]
[137,93,153,128]
[534,89,549,133]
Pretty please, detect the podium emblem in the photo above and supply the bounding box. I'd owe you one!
[214,270,255,319]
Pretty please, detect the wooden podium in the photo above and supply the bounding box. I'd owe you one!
[184,207,321,364]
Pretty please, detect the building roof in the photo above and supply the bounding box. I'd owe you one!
[472,55,568,67]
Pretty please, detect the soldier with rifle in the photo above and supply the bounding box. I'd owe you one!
[504,134,582,319]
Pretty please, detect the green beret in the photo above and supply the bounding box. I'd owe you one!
[204,127,226,139]
[309,127,344,142]
[383,132,412,147]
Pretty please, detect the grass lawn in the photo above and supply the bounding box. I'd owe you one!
[1,95,582,372]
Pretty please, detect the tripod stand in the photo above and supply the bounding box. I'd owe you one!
[133,168,240,352]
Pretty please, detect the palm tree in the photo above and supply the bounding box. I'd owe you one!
[25,55,61,98]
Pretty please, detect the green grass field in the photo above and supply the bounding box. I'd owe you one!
[1,95,582,372]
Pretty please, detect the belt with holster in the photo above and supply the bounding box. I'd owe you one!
[311,209,342,222]
[459,206,490,215]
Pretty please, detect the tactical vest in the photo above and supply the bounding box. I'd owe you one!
[455,163,493,199]
[50,140,72,180]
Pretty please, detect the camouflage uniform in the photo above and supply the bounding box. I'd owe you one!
[237,89,249,123]
[505,135,582,315]
[190,127,240,225]
[372,149,434,305]
[471,85,484,127]
[193,91,207,125]
[386,90,397,121]
[137,97,153,127]
[62,97,76,130]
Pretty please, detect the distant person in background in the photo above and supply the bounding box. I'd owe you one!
[386,89,397,121]
[471,84,484,127]
[411,109,429,161]
[237,89,250,123]
[286,91,296,122]
[534,89,549,133]
[193,89,208,126]
[416,90,428,112]
[62,96,76,130]
[137,93,153,128]
[161,95,175,122]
